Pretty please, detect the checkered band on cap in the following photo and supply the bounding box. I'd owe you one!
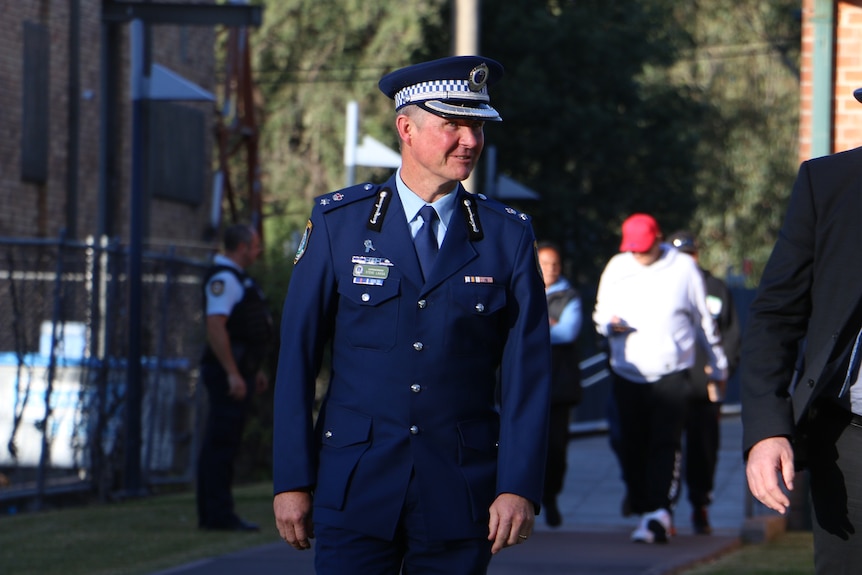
[394,79,489,109]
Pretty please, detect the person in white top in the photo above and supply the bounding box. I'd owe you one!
[593,213,727,544]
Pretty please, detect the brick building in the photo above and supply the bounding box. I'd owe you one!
[801,0,862,160]
[0,1,262,496]
[0,0,218,252]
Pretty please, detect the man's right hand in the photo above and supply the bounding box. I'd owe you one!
[745,436,794,514]
[274,491,314,550]
[227,372,248,401]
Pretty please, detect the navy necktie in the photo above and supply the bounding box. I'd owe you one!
[414,205,439,280]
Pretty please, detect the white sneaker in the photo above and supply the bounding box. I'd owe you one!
[631,508,672,544]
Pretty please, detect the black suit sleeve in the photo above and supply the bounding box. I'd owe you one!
[740,159,816,454]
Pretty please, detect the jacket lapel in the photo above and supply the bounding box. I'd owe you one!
[422,187,478,293]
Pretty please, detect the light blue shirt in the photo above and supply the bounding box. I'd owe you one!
[396,168,457,248]
[546,277,582,345]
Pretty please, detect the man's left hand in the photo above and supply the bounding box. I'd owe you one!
[255,371,269,394]
[488,493,534,554]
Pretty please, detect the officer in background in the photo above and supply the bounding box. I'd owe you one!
[197,223,273,532]
[272,56,552,575]
[667,230,741,535]
[536,241,582,528]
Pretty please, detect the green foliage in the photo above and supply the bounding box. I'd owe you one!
[245,0,800,288]
[668,1,801,286]
[483,0,710,285]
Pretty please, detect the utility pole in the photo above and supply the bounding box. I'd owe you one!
[453,0,480,192]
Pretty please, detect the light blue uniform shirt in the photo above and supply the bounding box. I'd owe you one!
[396,168,457,247]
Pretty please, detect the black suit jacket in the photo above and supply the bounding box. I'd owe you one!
[741,145,862,455]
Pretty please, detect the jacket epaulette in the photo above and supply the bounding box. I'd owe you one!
[315,182,381,213]
[472,192,533,225]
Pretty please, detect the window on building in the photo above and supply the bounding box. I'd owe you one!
[147,101,206,205]
[21,21,49,184]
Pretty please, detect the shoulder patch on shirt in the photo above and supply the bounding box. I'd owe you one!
[294,220,313,264]
[209,279,225,296]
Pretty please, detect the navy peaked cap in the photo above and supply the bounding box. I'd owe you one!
[378,55,504,122]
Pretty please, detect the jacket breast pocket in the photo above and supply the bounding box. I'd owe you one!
[446,282,508,356]
[337,276,400,351]
[314,405,373,511]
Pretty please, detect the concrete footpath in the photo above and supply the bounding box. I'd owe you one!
[153,416,774,575]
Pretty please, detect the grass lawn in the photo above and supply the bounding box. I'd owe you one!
[0,482,279,575]
[682,531,814,575]
[1,481,816,575]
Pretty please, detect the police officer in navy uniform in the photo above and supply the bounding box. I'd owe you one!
[197,223,273,531]
[272,56,552,574]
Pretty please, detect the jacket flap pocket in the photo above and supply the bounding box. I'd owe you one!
[451,283,507,315]
[319,406,372,448]
[457,418,500,451]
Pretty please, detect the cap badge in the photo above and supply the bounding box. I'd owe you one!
[468,63,489,92]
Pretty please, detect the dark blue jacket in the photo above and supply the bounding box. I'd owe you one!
[272,175,552,541]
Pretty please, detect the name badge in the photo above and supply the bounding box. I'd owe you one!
[354,264,390,279]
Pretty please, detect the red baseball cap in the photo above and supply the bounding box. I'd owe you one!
[619,213,660,252]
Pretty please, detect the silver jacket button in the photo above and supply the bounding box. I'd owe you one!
[361,293,371,302]
[411,384,422,393]
[475,302,485,312]
[324,430,333,439]
[417,299,427,309]
[413,342,424,351]
[409,425,420,435]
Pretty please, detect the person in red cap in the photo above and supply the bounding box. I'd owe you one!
[593,213,727,544]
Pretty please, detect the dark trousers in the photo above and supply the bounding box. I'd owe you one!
[683,398,720,508]
[543,403,572,503]
[196,363,250,528]
[314,470,493,575]
[612,370,689,515]
[807,401,862,574]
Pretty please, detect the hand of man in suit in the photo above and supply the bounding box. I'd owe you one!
[274,491,314,550]
[488,492,534,554]
[745,436,794,514]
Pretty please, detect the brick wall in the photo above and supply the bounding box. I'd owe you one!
[799,0,815,162]
[834,1,862,154]
[800,0,862,162]
[0,1,217,255]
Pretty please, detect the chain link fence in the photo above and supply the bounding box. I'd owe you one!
[0,234,210,507]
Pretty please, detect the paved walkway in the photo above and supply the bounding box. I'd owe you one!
[153,415,761,575]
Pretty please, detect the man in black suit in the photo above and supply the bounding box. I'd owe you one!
[742,90,862,573]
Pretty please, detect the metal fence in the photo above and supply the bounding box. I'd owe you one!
[0,233,210,507]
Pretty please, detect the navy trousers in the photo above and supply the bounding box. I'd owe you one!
[313,469,493,575]
[196,362,250,528]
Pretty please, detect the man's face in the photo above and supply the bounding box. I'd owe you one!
[398,108,485,187]
[240,231,262,267]
[538,248,561,289]
[632,239,661,266]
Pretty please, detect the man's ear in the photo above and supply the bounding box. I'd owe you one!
[395,114,413,144]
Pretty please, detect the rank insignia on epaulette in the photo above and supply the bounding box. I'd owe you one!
[294,219,313,264]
